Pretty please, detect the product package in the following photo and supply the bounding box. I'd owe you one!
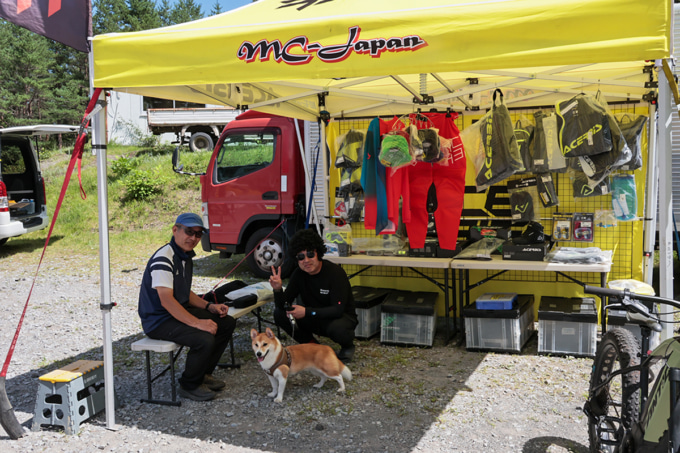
[536,173,559,207]
[552,213,573,242]
[611,174,637,221]
[334,129,366,168]
[572,212,594,242]
[463,89,524,192]
[507,177,540,223]
[572,173,610,198]
[614,113,648,171]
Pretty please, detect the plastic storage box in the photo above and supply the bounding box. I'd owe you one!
[381,291,438,347]
[464,294,535,352]
[475,293,518,310]
[607,309,660,349]
[538,296,598,357]
[351,286,390,339]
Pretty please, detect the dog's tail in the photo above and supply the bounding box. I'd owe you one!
[341,365,352,381]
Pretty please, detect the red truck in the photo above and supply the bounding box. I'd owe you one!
[173,110,315,278]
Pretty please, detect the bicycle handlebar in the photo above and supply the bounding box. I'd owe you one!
[583,285,680,329]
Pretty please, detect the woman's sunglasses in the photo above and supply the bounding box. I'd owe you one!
[296,250,316,261]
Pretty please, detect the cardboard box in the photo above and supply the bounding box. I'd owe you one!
[381,291,437,347]
[502,241,550,261]
[352,286,390,339]
[463,294,535,352]
[538,296,598,357]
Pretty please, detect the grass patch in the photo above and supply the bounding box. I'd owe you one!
[1,143,213,269]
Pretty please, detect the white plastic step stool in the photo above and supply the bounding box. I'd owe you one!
[32,360,106,434]
[130,337,183,406]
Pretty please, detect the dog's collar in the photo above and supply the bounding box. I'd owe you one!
[265,347,291,376]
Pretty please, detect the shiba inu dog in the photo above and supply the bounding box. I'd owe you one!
[250,327,352,402]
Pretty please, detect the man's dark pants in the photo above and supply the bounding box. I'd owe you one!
[147,307,235,390]
[273,307,357,349]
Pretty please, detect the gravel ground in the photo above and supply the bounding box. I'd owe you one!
[0,250,593,453]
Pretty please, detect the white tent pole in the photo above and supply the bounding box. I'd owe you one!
[293,119,321,231]
[320,119,329,221]
[643,100,658,285]
[89,52,116,430]
[656,63,674,341]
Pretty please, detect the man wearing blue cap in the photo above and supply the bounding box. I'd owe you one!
[138,213,236,401]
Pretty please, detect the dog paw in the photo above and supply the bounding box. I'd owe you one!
[274,397,283,403]
[313,383,324,389]
[267,391,277,398]
[336,388,346,393]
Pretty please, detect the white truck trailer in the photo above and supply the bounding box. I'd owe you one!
[147,107,240,151]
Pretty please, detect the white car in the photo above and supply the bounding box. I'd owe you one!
[0,125,79,246]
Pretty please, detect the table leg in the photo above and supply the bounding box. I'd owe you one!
[444,268,451,344]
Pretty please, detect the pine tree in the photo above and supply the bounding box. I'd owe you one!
[0,21,54,126]
[210,0,223,16]
[93,0,131,33]
[170,0,204,24]
[127,0,163,31]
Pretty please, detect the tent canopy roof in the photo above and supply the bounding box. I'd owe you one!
[92,0,672,121]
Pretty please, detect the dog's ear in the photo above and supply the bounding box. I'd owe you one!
[265,327,275,339]
[250,329,258,340]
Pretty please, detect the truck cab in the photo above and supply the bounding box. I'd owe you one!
[186,111,308,278]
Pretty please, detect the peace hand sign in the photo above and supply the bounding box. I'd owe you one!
[269,266,283,291]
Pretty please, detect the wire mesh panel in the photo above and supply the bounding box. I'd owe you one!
[328,101,646,286]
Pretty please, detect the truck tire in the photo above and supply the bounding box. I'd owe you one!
[245,228,294,279]
[189,132,214,152]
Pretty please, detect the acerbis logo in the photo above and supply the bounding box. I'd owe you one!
[562,124,603,156]
[238,26,427,66]
[580,185,594,196]
[483,115,493,180]
[17,0,61,16]
[514,202,529,213]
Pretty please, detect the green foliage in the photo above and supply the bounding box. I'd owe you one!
[123,167,168,201]
[111,155,137,179]
[170,0,204,24]
[120,120,160,148]
[210,0,224,16]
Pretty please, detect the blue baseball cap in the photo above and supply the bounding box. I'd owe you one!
[175,213,206,231]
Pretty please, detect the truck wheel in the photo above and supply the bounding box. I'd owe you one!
[189,132,214,152]
[246,228,294,279]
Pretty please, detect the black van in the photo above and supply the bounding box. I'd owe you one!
[0,125,78,246]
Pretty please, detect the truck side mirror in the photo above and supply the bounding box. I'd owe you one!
[172,146,184,172]
[172,145,206,176]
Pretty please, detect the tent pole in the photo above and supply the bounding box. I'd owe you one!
[89,53,117,430]
[320,119,329,221]
[643,100,658,286]
[656,63,675,341]
[293,120,321,231]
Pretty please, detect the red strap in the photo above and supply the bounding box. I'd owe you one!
[1,88,102,378]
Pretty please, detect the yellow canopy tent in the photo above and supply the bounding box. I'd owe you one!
[92,0,671,121]
[88,0,675,430]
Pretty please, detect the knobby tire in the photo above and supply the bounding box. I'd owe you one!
[588,328,641,453]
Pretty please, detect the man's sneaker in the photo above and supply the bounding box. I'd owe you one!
[336,346,355,364]
[203,374,225,391]
[178,385,216,401]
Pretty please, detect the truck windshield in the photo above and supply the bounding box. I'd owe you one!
[214,132,275,183]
